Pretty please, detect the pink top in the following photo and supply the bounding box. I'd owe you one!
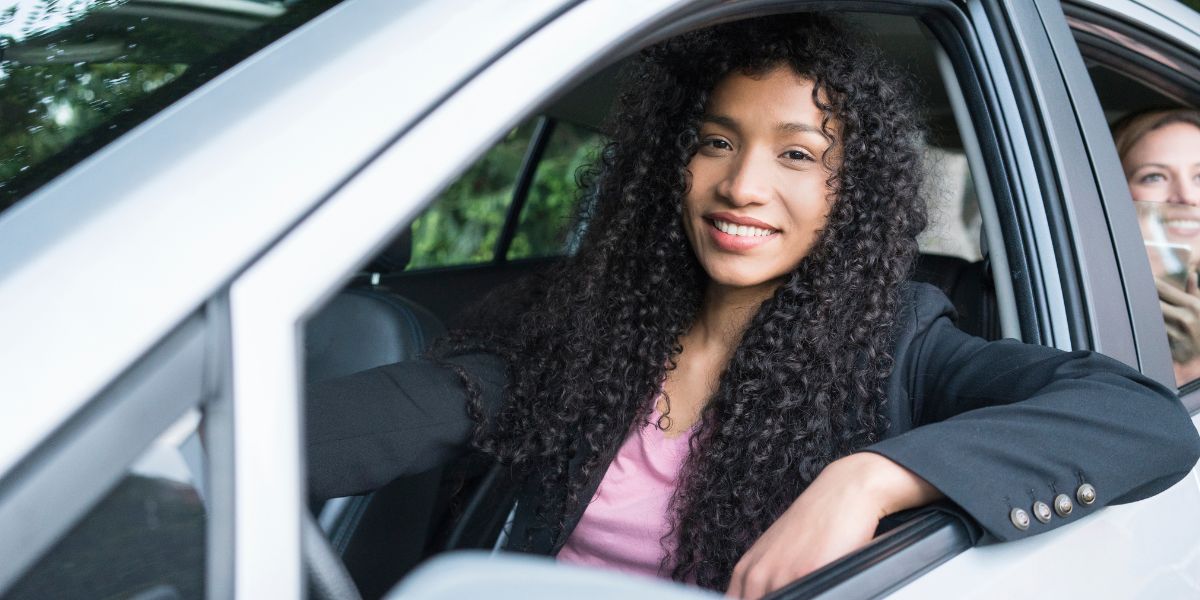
[556,399,693,578]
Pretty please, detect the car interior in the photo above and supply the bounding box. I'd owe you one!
[299,11,1003,600]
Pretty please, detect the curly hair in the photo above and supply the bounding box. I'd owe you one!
[436,13,927,590]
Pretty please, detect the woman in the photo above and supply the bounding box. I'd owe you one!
[308,15,1200,599]
[1114,109,1200,384]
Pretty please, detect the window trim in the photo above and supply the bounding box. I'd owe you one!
[769,503,978,600]
[496,116,558,262]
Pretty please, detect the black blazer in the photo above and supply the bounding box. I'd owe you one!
[306,282,1200,554]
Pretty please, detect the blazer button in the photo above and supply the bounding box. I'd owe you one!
[1010,507,1031,530]
[1032,501,1052,523]
[1077,483,1096,505]
[1054,493,1073,517]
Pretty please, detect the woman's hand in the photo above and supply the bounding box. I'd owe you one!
[726,452,942,600]
[1156,272,1200,364]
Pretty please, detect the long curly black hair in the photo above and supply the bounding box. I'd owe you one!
[437,13,927,590]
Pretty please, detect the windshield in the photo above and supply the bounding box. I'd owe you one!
[0,0,343,213]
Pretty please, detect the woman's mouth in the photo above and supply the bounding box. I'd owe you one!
[705,217,779,251]
[1164,218,1200,239]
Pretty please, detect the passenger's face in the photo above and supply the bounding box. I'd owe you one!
[1124,123,1200,264]
[682,67,838,293]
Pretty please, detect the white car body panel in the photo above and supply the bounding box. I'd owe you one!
[0,0,567,481]
[893,413,1200,597]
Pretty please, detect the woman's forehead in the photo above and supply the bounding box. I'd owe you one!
[704,68,836,139]
[1127,122,1200,161]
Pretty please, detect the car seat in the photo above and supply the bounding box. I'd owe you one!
[304,228,449,600]
[913,253,1000,341]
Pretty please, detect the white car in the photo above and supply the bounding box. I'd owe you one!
[1,0,1199,598]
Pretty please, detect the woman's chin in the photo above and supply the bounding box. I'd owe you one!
[703,268,787,294]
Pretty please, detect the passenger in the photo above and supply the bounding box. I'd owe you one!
[307,15,1200,599]
[1113,109,1200,384]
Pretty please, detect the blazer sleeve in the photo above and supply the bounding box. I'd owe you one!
[866,283,1200,542]
[304,352,508,500]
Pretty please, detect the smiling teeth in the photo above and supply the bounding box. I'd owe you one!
[714,219,774,237]
[1165,219,1200,229]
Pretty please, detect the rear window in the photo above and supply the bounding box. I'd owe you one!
[0,0,343,214]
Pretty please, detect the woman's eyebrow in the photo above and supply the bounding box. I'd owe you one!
[702,114,739,130]
[777,122,823,136]
[1133,162,1175,171]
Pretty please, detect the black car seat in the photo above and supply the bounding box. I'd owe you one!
[305,229,444,383]
[912,253,1000,341]
[304,228,449,600]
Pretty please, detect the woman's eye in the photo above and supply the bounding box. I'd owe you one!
[783,149,814,162]
[1139,172,1166,184]
[703,138,732,150]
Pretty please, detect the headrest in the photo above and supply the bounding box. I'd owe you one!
[366,227,412,275]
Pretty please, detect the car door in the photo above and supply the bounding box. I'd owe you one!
[894,0,1200,597]
[210,1,1200,599]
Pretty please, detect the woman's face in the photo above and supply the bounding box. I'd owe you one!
[1124,122,1200,272]
[681,67,838,293]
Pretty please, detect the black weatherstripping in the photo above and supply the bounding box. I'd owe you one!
[765,503,979,600]
[496,117,558,262]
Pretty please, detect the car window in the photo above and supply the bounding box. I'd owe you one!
[0,0,344,214]
[1068,6,1200,388]
[506,120,603,261]
[3,411,207,600]
[406,120,537,270]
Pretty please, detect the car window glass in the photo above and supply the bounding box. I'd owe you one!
[0,0,344,214]
[3,410,207,600]
[507,120,603,261]
[1070,14,1200,388]
[407,120,537,270]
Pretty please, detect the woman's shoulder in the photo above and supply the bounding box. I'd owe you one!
[898,281,957,330]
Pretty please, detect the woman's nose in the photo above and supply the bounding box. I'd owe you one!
[717,151,772,206]
[1170,177,1200,206]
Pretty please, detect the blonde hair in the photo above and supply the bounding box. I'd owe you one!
[1112,108,1200,161]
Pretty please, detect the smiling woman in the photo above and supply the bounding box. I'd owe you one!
[684,69,837,295]
[1115,109,1200,384]
[303,11,1200,600]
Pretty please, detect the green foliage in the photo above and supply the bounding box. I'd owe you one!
[0,61,187,188]
[407,120,603,269]
[508,122,601,260]
[0,0,257,206]
[407,123,534,269]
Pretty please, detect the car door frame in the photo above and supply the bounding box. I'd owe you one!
[1063,0,1200,409]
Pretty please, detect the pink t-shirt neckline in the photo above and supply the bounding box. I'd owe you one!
[556,397,695,579]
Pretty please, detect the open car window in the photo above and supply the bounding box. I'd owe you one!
[297,6,1006,598]
[1066,1,1200,391]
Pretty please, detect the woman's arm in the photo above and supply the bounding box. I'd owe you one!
[305,352,507,500]
[729,283,1200,599]
[727,452,941,600]
[866,282,1200,541]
